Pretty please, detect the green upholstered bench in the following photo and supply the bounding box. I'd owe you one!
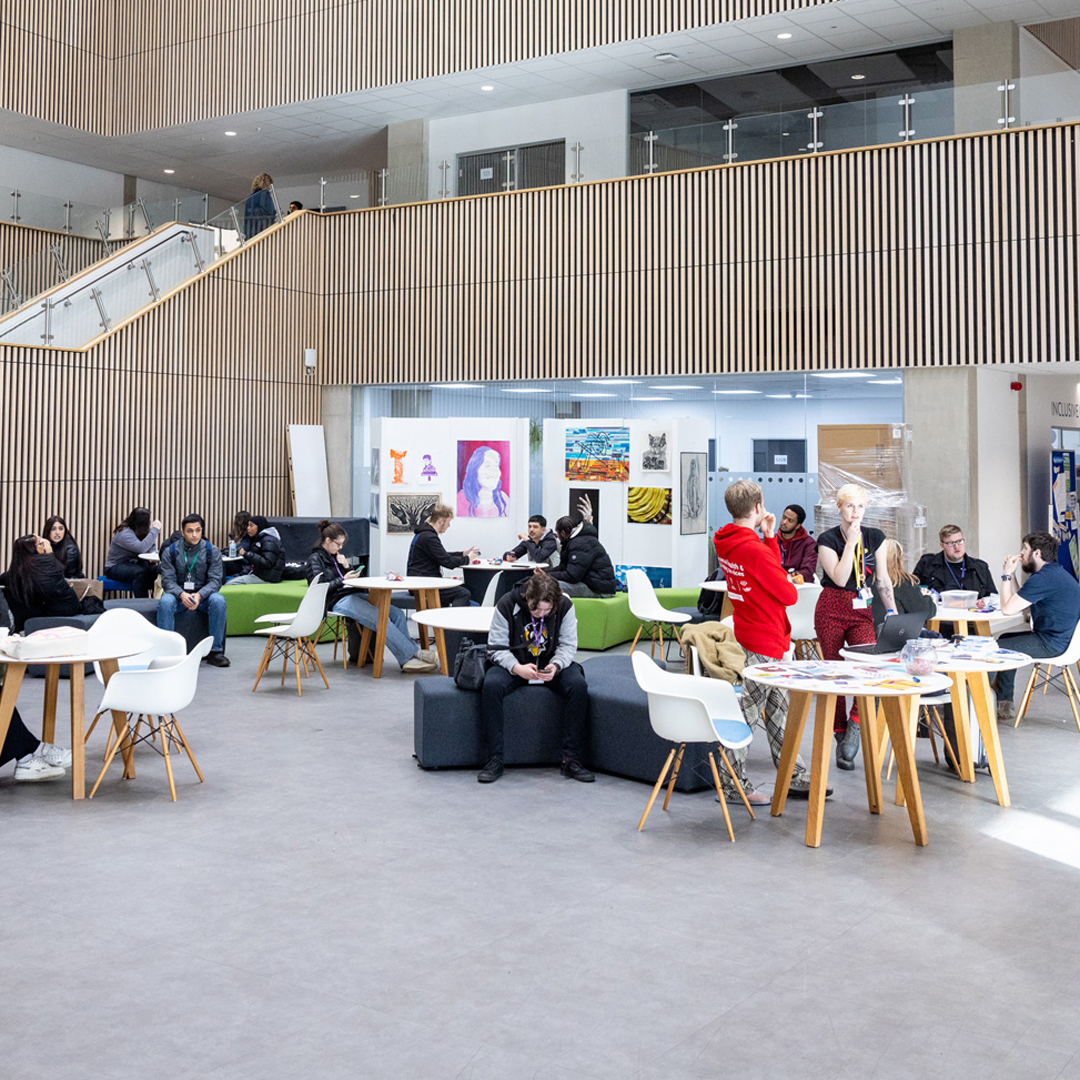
[571,587,700,651]
[221,579,310,636]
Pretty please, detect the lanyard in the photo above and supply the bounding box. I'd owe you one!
[528,615,545,656]
[945,558,966,587]
[183,545,199,579]
[842,527,868,588]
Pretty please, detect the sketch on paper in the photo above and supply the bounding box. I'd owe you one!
[680,452,707,535]
[456,440,510,518]
[615,564,672,590]
[627,486,672,525]
[369,492,379,525]
[420,454,439,483]
[389,448,407,485]
[568,487,599,532]
[370,448,380,490]
[564,427,630,482]
[641,431,670,472]
[386,492,440,534]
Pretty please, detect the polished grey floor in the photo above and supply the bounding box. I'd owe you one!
[4,637,1080,1080]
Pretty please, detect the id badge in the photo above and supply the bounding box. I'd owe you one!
[852,596,868,610]
[859,586,873,601]
[184,579,196,592]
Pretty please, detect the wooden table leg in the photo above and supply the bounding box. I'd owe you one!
[949,672,976,783]
[892,695,923,808]
[0,662,27,760]
[881,695,928,846]
[370,588,391,678]
[356,625,373,667]
[421,590,449,675]
[413,590,431,650]
[771,690,811,817]
[969,671,1011,807]
[99,658,136,780]
[42,664,60,744]
[856,695,883,815]
[69,663,86,799]
[804,694,837,848]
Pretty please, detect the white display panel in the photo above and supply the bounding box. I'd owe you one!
[287,424,332,516]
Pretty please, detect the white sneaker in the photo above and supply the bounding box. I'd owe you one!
[402,654,439,673]
[36,743,72,768]
[417,648,440,665]
[14,756,65,782]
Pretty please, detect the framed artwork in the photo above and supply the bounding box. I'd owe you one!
[386,492,440,534]
[627,486,672,525]
[369,492,379,525]
[456,440,510,518]
[565,427,630,482]
[641,431,670,472]
[680,452,707,535]
[370,448,380,490]
[615,564,672,590]
[568,487,599,531]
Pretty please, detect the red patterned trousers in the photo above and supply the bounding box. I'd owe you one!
[813,587,876,732]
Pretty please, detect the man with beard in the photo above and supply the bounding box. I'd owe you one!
[994,531,1080,720]
[776,503,818,582]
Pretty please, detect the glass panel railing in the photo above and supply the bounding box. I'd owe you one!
[205,186,282,254]
[320,173,376,211]
[383,163,429,205]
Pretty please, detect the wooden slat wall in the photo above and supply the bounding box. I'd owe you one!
[1027,17,1080,70]
[0,214,324,575]
[322,124,1080,383]
[0,0,839,135]
[0,224,113,312]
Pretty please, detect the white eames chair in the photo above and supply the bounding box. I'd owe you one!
[631,651,755,842]
[252,579,331,695]
[788,583,823,660]
[88,637,213,801]
[1015,619,1080,732]
[626,568,690,660]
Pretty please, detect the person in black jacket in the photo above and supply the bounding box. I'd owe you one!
[870,539,936,631]
[407,504,477,608]
[227,511,285,584]
[43,516,83,578]
[545,516,617,598]
[0,534,83,631]
[502,515,558,564]
[913,524,997,599]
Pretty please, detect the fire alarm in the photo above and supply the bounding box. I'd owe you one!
[1010,381,1023,392]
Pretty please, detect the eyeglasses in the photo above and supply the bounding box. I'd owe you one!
[943,538,966,548]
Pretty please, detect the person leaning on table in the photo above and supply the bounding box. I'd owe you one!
[104,506,162,598]
[407,504,477,608]
[502,514,557,564]
[309,520,438,673]
[477,572,593,785]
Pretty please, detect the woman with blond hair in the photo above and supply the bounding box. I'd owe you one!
[244,173,277,238]
[869,538,935,629]
[814,483,896,770]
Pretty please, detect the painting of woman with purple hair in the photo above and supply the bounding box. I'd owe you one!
[456,440,510,518]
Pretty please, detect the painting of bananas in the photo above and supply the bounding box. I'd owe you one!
[626,486,672,525]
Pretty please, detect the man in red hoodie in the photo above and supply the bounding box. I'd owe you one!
[713,480,817,801]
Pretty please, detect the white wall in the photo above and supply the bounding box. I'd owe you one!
[1019,29,1080,127]
[427,90,628,197]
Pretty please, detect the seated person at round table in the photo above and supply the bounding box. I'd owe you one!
[407,504,477,608]
[502,514,557,564]
[543,516,617,598]
[0,534,85,631]
[0,590,73,782]
[104,506,162,598]
[227,511,285,584]
[157,514,230,668]
[776,503,818,583]
[913,524,997,599]
[477,572,593,784]
[309,520,438,673]
[869,539,936,630]
[43,515,83,578]
[993,530,1080,721]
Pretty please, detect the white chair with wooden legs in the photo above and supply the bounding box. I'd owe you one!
[88,637,213,801]
[630,651,755,842]
[626,568,691,661]
[252,579,331,695]
[1014,620,1080,732]
[788,583,823,660]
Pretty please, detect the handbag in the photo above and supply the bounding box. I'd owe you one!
[453,637,488,691]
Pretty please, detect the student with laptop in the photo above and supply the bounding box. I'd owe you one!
[870,539,936,630]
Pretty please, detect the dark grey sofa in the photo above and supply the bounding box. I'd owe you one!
[413,654,713,792]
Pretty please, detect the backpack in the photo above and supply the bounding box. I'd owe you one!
[453,637,488,691]
[697,567,726,617]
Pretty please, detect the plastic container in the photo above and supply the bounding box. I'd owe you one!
[941,589,978,609]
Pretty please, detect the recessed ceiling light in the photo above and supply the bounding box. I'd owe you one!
[634,396,674,401]
[811,372,873,379]
[163,168,175,174]
[654,52,678,62]
[501,387,550,393]
[766,394,793,399]
[480,85,495,91]
[866,378,903,384]
[777,32,793,40]
[650,384,702,390]
[583,379,641,385]
[712,389,761,395]
[794,394,813,399]
[850,73,866,81]
[224,130,237,136]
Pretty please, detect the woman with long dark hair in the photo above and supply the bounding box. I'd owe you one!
[0,534,83,631]
[43,515,83,578]
[104,506,162,597]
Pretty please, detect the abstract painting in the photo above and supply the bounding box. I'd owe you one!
[456,440,510,518]
[627,486,672,525]
[614,564,672,590]
[565,427,630,482]
[568,487,599,531]
[386,492,440,534]
[680,452,707,535]
[641,431,670,472]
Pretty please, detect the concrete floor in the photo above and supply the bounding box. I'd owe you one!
[4,636,1080,1080]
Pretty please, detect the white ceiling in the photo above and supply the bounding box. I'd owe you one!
[1,0,1077,200]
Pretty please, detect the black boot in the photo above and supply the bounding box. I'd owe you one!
[478,755,504,783]
[346,620,361,665]
[837,719,860,770]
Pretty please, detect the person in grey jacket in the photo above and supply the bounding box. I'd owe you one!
[477,573,592,784]
[157,513,229,667]
[104,506,161,597]
[502,515,558,564]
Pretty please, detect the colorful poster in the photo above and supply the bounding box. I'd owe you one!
[1051,449,1079,579]
[456,440,510,518]
[615,564,672,590]
[386,492,440,534]
[641,431,670,472]
[390,448,407,485]
[565,427,630,482]
[680,452,707,535]
[627,486,672,525]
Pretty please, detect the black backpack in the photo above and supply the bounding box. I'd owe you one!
[697,567,726,617]
[453,637,488,691]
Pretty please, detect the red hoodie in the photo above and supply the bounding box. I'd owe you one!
[713,524,798,658]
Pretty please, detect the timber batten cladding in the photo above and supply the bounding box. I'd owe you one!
[0,123,1077,564]
[0,0,839,135]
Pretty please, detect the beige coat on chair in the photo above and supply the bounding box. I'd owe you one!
[680,622,745,684]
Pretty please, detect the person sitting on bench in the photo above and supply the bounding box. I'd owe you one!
[502,515,557,564]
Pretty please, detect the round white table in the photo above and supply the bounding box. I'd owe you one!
[743,659,951,847]
[0,634,150,799]
[413,606,496,672]
[927,604,1025,638]
[137,552,160,563]
[341,576,463,676]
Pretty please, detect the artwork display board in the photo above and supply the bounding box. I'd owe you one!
[680,453,707,535]
[565,427,630,482]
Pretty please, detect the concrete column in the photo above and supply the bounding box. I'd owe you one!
[386,118,430,202]
[953,22,1020,134]
[321,385,353,515]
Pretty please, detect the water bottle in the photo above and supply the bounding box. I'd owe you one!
[229,540,237,558]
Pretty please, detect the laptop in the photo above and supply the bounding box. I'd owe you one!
[842,611,930,655]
